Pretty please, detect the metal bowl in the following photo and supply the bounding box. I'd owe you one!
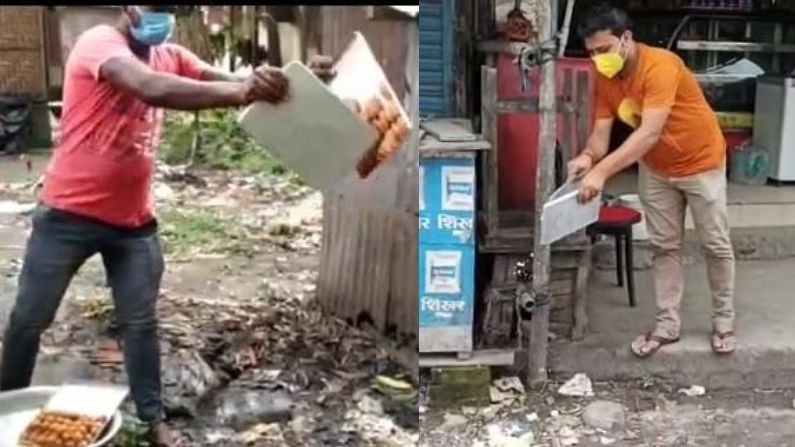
[0,386,123,447]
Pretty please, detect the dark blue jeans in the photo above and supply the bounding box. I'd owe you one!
[0,205,165,422]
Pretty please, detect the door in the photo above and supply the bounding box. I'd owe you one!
[419,0,455,118]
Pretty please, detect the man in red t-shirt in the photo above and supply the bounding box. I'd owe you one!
[0,6,333,445]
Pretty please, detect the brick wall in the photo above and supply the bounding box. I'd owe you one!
[0,6,46,100]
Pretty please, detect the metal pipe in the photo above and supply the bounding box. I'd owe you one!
[558,0,576,57]
[516,285,537,314]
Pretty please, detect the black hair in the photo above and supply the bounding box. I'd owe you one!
[121,5,178,14]
[577,2,633,40]
[147,5,178,14]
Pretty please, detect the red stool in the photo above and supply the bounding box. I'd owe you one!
[588,206,642,307]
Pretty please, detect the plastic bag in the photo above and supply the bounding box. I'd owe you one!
[729,141,770,186]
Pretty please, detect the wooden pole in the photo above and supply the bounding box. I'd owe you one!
[528,0,557,387]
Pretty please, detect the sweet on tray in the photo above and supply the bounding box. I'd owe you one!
[327,31,413,180]
[19,410,106,447]
[354,87,411,178]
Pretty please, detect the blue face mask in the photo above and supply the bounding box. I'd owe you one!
[130,11,174,46]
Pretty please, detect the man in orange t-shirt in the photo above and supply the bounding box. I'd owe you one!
[569,3,736,358]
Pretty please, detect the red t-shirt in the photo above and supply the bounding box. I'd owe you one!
[42,25,207,228]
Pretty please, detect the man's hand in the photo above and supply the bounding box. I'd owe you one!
[567,153,594,181]
[308,55,336,83]
[577,168,606,204]
[241,66,289,105]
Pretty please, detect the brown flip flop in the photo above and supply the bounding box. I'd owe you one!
[711,331,737,355]
[630,332,680,359]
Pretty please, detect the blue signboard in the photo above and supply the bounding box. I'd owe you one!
[419,155,477,329]
[418,244,475,327]
[419,157,476,214]
[419,211,475,245]
[419,157,476,245]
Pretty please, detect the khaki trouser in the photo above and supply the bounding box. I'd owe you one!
[639,165,735,339]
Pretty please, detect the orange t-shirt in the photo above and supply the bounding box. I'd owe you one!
[594,44,726,177]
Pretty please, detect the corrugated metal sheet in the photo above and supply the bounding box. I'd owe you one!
[317,194,418,342]
[419,0,455,118]
[316,140,418,344]
[315,17,419,346]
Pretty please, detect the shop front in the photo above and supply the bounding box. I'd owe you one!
[418,0,795,383]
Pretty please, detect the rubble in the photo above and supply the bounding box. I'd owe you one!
[582,401,626,430]
[558,373,595,397]
[237,423,285,445]
[599,436,616,445]
[209,388,294,429]
[678,385,706,397]
[483,419,535,447]
[439,413,468,430]
[490,376,526,404]
[357,394,385,416]
[557,426,579,446]
[342,409,420,447]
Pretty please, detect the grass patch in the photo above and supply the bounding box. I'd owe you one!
[159,207,238,256]
[159,109,292,176]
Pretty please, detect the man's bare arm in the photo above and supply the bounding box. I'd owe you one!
[591,107,670,179]
[199,66,247,83]
[567,117,614,179]
[198,56,336,84]
[101,57,246,110]
[582,118,614,163]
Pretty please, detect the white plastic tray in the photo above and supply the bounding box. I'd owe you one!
[0,386,123,447]
[44,382,129,419]
[238,61,380,192]
[539,180,601,245]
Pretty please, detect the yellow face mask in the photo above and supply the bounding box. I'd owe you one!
[592,39,627,79]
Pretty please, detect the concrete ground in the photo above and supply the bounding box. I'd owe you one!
[422,392,795,447]
[551,258,795,389]
[421,258,795,446]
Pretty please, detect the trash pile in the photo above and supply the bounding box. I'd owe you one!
[420,372,735,447]
[158,288,419,445]
[146,168,418,445]
[0,160,418,446]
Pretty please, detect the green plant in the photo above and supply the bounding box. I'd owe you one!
[159,109,291,176]
[112,413,151,447]
[159,207,236,256]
